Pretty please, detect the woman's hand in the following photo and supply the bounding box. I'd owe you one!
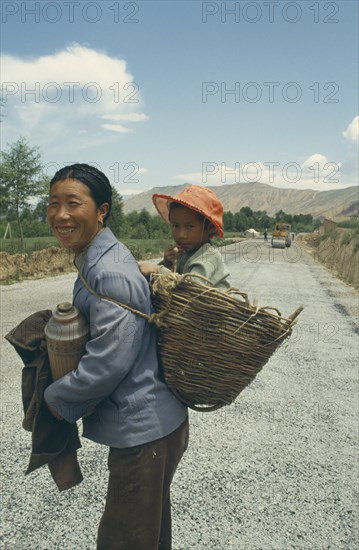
[138,262,160,277]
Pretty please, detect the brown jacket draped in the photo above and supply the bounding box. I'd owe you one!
[5,310,83,491]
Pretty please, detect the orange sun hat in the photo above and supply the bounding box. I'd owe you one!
[152,184,225,238]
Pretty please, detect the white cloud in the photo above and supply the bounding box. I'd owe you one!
[342,116,359,142]
[0,44,147,140]
[300,154,344,189]
[101,113,149,122]
[301,153,329,169]
[174,156,353,191]
[101,123,132,133]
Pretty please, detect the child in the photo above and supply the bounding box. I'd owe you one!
[139,184,231,290]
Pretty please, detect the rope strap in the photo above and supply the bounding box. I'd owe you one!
[76,269,168,328]
[76,268,303,332]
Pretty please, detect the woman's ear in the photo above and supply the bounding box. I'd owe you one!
[99,203,110,219]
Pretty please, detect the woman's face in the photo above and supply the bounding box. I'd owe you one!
[47,178,109,253]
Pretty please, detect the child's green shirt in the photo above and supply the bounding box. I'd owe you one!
[159,243,230,290]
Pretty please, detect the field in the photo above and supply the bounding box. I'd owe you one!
[0,234,241,257]
[0,236,169,259]
[0,236,59,254]
[0,234,240,283]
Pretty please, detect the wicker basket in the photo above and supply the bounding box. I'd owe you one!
[150,272,303,412]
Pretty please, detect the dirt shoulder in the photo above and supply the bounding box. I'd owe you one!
[297,231,359,288]
[0,247,76,283]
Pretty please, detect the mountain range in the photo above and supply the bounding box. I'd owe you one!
[123,182,358,220]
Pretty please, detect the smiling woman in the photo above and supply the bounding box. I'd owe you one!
[44,163,188,550]
[47,181,109,252]
[47,163,112,253]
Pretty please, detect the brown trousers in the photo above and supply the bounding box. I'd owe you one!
[97,417,189,550]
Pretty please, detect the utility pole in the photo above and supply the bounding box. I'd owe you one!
[3,222,12,239]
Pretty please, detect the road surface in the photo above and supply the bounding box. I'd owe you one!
[1,239,358,549]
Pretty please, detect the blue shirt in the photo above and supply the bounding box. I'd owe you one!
[44,228,187,448]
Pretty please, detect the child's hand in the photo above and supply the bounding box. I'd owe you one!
[138,262,159,277]
[163,245,180,268]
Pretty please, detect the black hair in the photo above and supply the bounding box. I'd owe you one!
[50,163,112,223]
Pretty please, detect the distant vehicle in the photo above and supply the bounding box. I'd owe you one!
[271,222,292,249]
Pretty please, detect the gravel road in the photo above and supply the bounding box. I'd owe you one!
[1,239,358,549]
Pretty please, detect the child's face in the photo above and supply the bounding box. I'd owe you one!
[169,205,213,253]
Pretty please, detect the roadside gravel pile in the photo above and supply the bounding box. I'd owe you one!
[0,248,75,282]
[1,242,358,549]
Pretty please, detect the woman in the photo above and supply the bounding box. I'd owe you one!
[44,163,188,550]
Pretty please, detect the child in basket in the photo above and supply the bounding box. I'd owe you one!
[139,185,231,290]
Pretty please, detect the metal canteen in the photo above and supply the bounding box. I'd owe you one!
[44,302,90,381]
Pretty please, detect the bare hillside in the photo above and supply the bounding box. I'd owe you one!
[123,182,358,218]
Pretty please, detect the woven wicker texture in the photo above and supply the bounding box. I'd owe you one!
[150,273,303,412]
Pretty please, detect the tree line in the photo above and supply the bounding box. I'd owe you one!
[1,137,320,249]
[223,208,319,234]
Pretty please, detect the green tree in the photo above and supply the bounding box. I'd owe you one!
[255,210,272,230]
[0,137,44,250]
[223,211,234,231]
[138,208,152,236]
[33,195,49,224]
[240,206,254,219]
[131,222,149,239]
[275,209,290,222]
[107,187,126,237]
[233,211,246,232]
[150,214,171,238]
[19,205,52,237]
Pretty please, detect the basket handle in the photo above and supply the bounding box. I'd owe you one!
[226,288,250,304]
[259,305,304,324]
[259,306,283,317]
[181,272,215,286]
[288,306,304,323]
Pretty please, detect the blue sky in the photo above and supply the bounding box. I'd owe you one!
[1,0,358,195]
